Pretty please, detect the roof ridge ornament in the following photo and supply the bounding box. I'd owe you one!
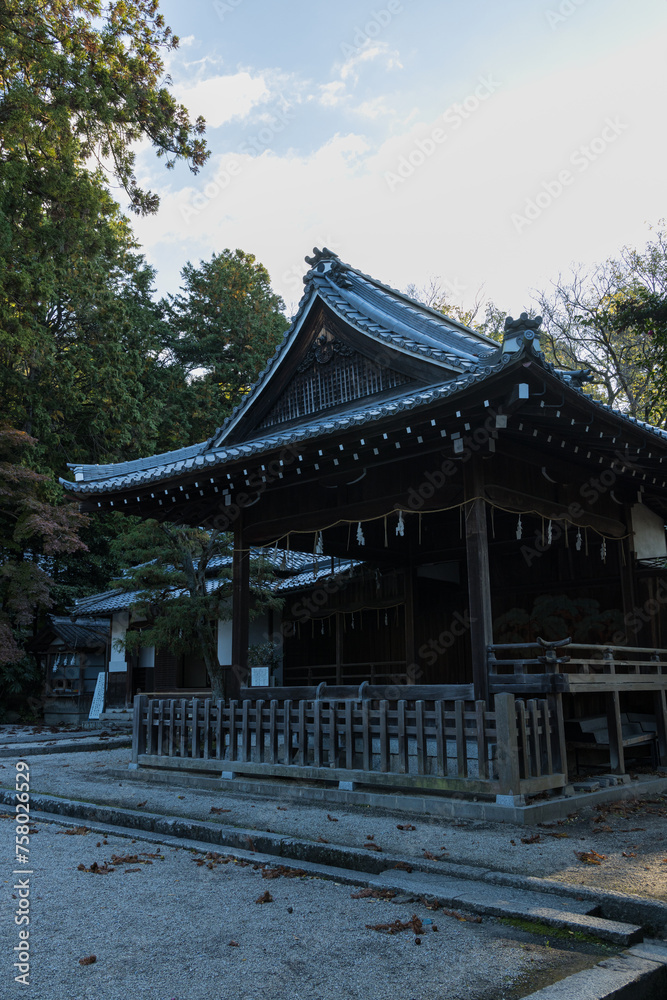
[502,312,543,355]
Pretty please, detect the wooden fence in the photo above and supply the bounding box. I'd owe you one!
[131,691,566,800]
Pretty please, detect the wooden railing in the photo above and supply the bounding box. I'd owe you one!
[131,691,566,800]
[488,640,667,772]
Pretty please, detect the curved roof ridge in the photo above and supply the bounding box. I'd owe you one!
[305,247,500,350]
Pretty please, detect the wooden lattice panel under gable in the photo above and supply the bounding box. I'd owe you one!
[259,325,412,430]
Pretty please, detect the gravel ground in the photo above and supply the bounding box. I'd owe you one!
[1,735,666,999]
[1,817,611,1000]
[3,743,666,902]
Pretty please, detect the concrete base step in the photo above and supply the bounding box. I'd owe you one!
[371,868,643,946]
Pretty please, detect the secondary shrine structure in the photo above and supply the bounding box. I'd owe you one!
[63,249,667,804]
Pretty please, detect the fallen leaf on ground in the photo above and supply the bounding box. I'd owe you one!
[364,842,383,852]
[210,807,231,814]
[351,888,396,900]
[366,914,424,935]
[136,800,147,808]
[575,850,607,865]
[260,864,307,880]
[79,955,96,966]
[255,890,273,904]
[124,868,142,873]
[521,834,541,844]
[228,941,239,947]
[78,861,115,874]
[397,824,416,831]
[327,814,338,821]
[58,827,90,836]
[393,861,413,873]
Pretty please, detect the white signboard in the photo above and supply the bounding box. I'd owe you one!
[88,671,106,720]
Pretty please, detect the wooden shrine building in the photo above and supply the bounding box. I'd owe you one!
[63,249,667,795]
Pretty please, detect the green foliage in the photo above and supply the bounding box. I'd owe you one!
[111,519,282,698]
[166,249,290,439]
[0,426,87,669]
[0,0,208,215]
[536,224,667,425]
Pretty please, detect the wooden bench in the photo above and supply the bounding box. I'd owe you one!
[565,713,659,773]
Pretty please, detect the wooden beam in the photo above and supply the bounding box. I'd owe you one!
[463,455,493,701]
[231,517,250,700]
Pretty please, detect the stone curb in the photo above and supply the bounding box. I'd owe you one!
[2,786,666,937]
[522,944,667,999]
[0,736,131,759]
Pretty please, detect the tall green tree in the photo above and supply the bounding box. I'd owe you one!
[0,0,208,216]
[0,426,87,708]
[166,250,290,440]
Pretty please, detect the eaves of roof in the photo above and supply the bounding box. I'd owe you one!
[61,356,511,496]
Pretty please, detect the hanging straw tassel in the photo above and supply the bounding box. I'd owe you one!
[547,519,553,545]
[601,538,607,562]
[516,514,522,540]
[356,521,365,546]
[315,530,324,555]
[576,527,582,551]
[396,510,405,537]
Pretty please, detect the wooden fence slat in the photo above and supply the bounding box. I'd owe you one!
[540,699,552,775]
[167,700,175,757]
[398,700,409,774]
[254,699,265,764]
[146,699,154,756]
[269,700,278,764]
[215,700,223,760]
[516,700,529,778]
[297,700,307,766]
[455,700,466,778]
[527,699,541,777]
[345,701,354,770]
[415,700,425,775]
[328,703,338,768]
[283,699,293,765]
[203,698,210,760]
[241,701,250,762]
[191,698,200,758]
[475,701,488,780]
[313,700,322,768]
[380,701,389,772]
[156,700,164,757]
[179,698,187,757]
[362,699,371,771]
[228,700,238,761]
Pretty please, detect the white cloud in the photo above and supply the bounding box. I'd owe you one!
[175,72,269,128]
[339,41,402,84]
[135,28,667,323]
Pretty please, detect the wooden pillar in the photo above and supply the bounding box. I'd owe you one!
[231,518,250,700]
[463,455,493,702]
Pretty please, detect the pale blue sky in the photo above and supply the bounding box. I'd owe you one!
[132,0,667,316]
